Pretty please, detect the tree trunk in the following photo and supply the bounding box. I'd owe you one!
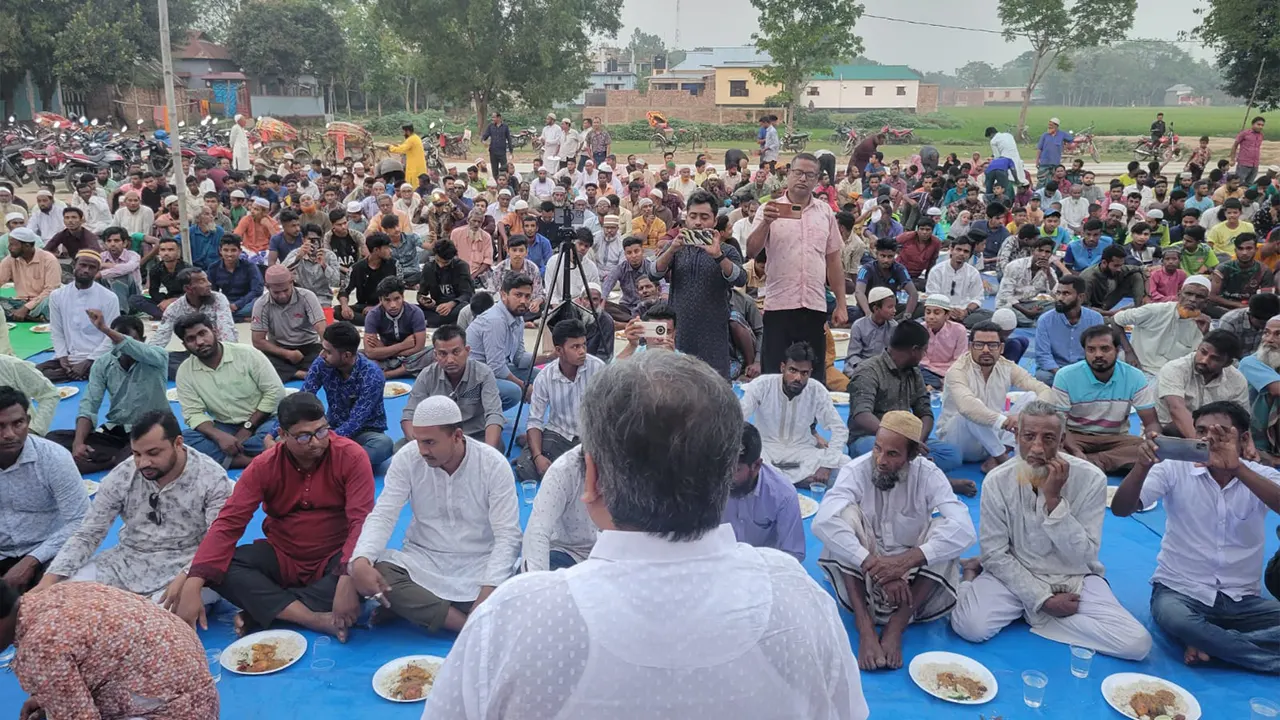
[24,71,37,118]
[1017,49,1046,135]
[473,91,488,135]
[377,96,382,116]
[404,77,411,112]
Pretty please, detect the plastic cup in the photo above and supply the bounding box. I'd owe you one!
[1253,698,1280,720]
[1070,645,1095,678]
[322,306,335,324]
[311,636,334,672]
[521,480,538,506]
[809,482,827,503]
[206,648,223,683]
[1022,670,1047,708]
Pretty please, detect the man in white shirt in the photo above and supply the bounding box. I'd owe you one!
[350,396,520,634]
[937,322,1052,471]
[671,167,699,199]
[515,319,605,480]
[950,400,1153,661]
[814,411,976,672]
[1155,330,1248,437]
[36,249,120,382]
[740,341,848,486]
[529,167,556,201]
[1115,402,1280,673]
[543,229,600,306]
[539,115,564,165]
[522,447,597,572]
[924,235,989,327]
[559,119,581,169]
[1060,184,1090,235]
[111,191,155,237]
[26,190,65,240]
[987,126,1027,187]
[423,351,869,720]
[1114,275,1211,379]
[68,183,112,234]
[230,114,251,171]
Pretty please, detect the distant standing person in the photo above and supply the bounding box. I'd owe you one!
[1035,118,1073,188]
[481,113,514,178]
[1230,116,1266,186]
[759,116,781,171]
[850,133,884,179]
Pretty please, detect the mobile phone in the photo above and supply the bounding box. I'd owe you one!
[680,228,717,246]
[639,321,669,340]
[1153,436,1209,463]
[770,200,803,220]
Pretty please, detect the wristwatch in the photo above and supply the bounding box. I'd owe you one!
[242,420,254,430]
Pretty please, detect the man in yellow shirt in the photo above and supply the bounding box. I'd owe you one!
[387,124,426,183]
[1206,198,1254,260]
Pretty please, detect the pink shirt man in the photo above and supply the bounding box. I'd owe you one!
[919,318,968,379]
[749,196,842,313]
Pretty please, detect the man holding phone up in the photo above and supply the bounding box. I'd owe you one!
[746,153,849,376]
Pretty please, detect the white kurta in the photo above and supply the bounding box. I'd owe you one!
[351,438,521,602]
[230,123,251,171]
[521,447,598,572]
[937,354,1053,462]
[741,376,849,483]
[49,283,119,363]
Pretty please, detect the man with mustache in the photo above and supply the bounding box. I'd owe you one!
[1155,330,1248,438]
[1113,274,1212,380]
[1238,315,1280,465]
[814,410,975,671]
[950,400,1152,661]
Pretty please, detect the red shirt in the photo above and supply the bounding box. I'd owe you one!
[190,436,375,586]
[895,231,941,278]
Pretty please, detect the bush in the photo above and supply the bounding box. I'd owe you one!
[795,108,964,131]
[336,112,450,136]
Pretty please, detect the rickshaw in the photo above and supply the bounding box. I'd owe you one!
[252,116,311,164]
[32,112,75,128]
[645,111,704,153]
[321,121,377,166]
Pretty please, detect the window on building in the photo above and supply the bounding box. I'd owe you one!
[896,86,906,96]
[806,86,819,96]
[1004,90,1012,99]
[729,80,749,97]
[864,86,874,96]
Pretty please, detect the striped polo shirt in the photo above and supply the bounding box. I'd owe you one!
[1051,360,1154,434]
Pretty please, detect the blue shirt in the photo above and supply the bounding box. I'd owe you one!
[1041,225,1071,247]
[856,260,912,294]
[1185,196,1215,214]
[1062,236,1114,272]
[268,231,304,259]
[721,463,806,563]
[1036,130,1074,165]
[1034,307,1104,373]
[188,223,223,269]
[987,157,1014,173]
[468,301,529,380]
[206,259,263,311]
[0,436,90,562]
[527,233,553,272]
[301,354,388,435]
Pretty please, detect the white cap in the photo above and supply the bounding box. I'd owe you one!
[253,197,271,208]
[229,189,246,199]
[234,113,244,122]
[1109,203,1128,213]
[163,195,179,206]
[512,200,529,211]
[598,163,613,173]
[283,153,294,160]
[346,201,363,214]
[925,207,943,217]
[353,162,365,169]
[602,214,620,227]
[1269,165,1279,173]
[486,178,497,188]
[498,188,512,196]
[1048,117,1061,125]
[34,189,52,199]
[992,308,1017,331]
[638,198,654,208]
[867,287,894,304]
[399,183,414,191]
[1184,274,1212,291]
[650,189,664,200]
[924,294,952,309]
[1145,208,1164,220]
[4,211,25,224]
[453,179,467,188]
[8,227,38,244]
[586,281,602,293]
[412,396,463,427]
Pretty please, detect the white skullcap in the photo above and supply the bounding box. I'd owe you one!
[399,183,414,191]
[649,189,664,200]
[498,188,512,196]
[924,294,952,310]
[992,308,1017,331]
[586,281,602,293]
[34,189,53,199]
[1145,208,1164,220]
[253,197,271,208]
[229,189,246,199]
[234,113,244,122]
[8,227,38,244]
[512,200,529,211]
[163,195,179,206]
[1109,203,1128,213]
[346,201,363,214]
[412,395,463,428]
[283,153,294,160]
[4,212,24,224]
[867,287,894,304]
[597,164,612,173]
[925,207,943,217]
[1184,274,1212,291]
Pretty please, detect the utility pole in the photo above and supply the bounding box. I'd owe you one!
[157,0,191,263]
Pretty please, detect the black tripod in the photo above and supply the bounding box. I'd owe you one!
[505,237,600,457]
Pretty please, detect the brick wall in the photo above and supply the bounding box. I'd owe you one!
[916,84,939,115]
[586,89,769,125]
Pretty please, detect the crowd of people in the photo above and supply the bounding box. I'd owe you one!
[0,110,1276,718]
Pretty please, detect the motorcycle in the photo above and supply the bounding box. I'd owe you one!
[511,127,536,150]
[435,125,472,158]
[841,126,860,155]
[1061,123,1101,163]
[781,131,809,152]
[1133,123,1182,162]
[880,124,915,145]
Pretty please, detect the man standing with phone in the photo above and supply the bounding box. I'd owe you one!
[746,153,848,378]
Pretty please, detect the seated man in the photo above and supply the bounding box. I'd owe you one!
[1,582,218,720]
[37,249,119,382]
[402,324,504,451]
[992,308,1030,363]
[523,447,598,571]
[131,236,190,320]
[490,235,546,320]
[917,295,967,389]
[363,275,431,379]
[251,264,326,382]
[418,238,474,327]
[515,319,606,481]
[600,235,656,322]
[995,236,1061,327]
[814,411,976,671]
[843,286,897,376]
[1080,245,1147,315]
[46,312,168,473]
[1052,324,1161,473]
[1033,275,1104,385]
[36,411,232,604]
[1241,316,1280,463]
[1156,330,1247,437]
[0,227,61,322]
[337,232,398,324]
[1207,232,1273,319]
[740,341,849,486]
[282,223,340,306]
[97,225,143,311]
[846,321,963,478]
[937,321,1052,471]
[148,266,239,379]
[1219,292,1280,358]
[292,322,394,469]
[728,287,763,381]
[0,386,90,593]
[923,235,989,328]
[575,283,616,362]
[350,396,520,634]
[0,351,58,438]
[854,238,917,320]
[468,274,549,409]
[1113,401,1280,673]
[174,313,284,468]
[207,234,263,322]
[724,423,805,562]
[615,301,678,360]
[1114,274,1211,379]
[177,392,374,639]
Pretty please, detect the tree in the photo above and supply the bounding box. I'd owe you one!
[191,0,242,44]
[626,28,666,91]
[1194,0,1280,112]
[955,61,1000,89]
[376,0,621,131]
[749,0,865,132]
[225,0,346,90]
[998,0,1136,133]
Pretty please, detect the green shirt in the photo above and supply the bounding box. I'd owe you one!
[175,342,283,429]
[1180,244,1219,275]
[79,337,170,430]
[0,355,58,436]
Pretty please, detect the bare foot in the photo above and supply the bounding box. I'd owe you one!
[879,623,906,669]
[950,477,978,497]
[811,467,832,483]
[305,612,350,643]
[960,558,983,582]
[232,611,261,638]
[1183,646,1210,665]
[980,453,1009,473]
[857,631,887,671]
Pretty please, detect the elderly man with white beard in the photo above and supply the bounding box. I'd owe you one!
[1238,315,1280,464]
[814,411,976,672]
[949,400,1153,661]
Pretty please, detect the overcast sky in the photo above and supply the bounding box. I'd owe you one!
[603,0,1209,73]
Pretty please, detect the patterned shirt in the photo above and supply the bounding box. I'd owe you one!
[14,583,218,719]
[46,449,233,594]
[0,436,90,561]
[846,351,932,441]
[527,355,606,440]
[1219,307,1266,356]
[491,257,545,301]
[301,354,388,435]
[148,292,238,349]
[404,359,506,438]
[1051,360,1155,434]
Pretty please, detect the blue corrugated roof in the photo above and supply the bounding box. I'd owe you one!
[671,46,771,70]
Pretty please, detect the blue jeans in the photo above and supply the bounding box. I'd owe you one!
[1150,582,1280,674]
[920,367,945,390]
[352,429,394,470]
[182,421,276,464]
[549,551,578,570]
[848,434,962,471]
[495,358,539,410]
[1035,368,1056,385]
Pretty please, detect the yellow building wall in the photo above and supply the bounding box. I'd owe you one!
[714,67,781,106]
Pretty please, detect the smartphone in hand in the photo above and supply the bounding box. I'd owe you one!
[769,200,803,220]
[1153,436,1209,464]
